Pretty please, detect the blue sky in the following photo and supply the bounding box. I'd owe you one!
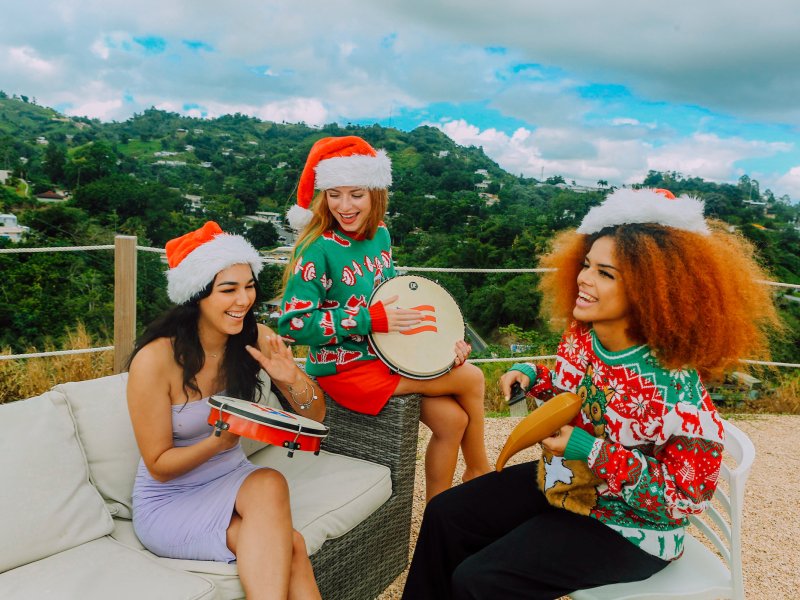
[2,1,799,200]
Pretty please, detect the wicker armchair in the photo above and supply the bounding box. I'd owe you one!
[311,393,421,600]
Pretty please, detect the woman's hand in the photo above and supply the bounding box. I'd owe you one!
[453,340,472,367]
[499,369,531,402]
[541,425,574,457]
[381,295,422,333]
[246,335,301,386]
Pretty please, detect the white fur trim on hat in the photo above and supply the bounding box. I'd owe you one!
[166,234,263,304]
[576,188,710,235]
[286,203,313,232]
[314,149,392,191]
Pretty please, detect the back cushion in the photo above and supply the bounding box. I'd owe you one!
[0,391,113,573]
[56,374,140,519]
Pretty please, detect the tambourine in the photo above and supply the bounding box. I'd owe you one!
[368,275,465,379]
[207,396,329,458]
[495,392,582,471]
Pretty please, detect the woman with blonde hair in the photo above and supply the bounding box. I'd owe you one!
[280,135,491,501]
[402,188,780,599]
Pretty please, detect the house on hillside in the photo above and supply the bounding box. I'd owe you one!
[35,190,67,203]
[0,213,30,242]
[0,170,11,185]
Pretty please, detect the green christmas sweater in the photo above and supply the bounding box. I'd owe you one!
[510,321,725,560]
[277,225,394,377]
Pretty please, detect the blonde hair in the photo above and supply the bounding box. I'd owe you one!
[282,188,388,289]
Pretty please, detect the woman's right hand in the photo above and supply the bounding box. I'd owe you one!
[499,369,531,402]
[210,429,241,452]
[381,295,422,333]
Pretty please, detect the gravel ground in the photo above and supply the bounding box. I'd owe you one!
[378,414,800,599]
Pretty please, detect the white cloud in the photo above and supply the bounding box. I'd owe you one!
[772,166,800,200]
[7,46,56,77]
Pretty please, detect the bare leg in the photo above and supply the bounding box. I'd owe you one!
[396,363,491,489]
[226,469,320,600]
[288,531,320,600]
[420,395,468,501]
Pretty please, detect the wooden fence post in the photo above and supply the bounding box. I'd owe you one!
[114,236,137,373]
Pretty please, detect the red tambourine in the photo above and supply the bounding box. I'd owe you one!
[207,396,329,457]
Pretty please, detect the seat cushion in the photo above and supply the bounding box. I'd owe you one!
[249,446,392,554]
[0,537,215,600]
[0,391,113,573]
[56,373,140,519]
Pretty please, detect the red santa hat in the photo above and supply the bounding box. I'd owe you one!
[165,221,263,305]
[287,135,392,231]
[577,187,710,235]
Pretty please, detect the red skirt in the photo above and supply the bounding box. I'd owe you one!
[316,359,402,416]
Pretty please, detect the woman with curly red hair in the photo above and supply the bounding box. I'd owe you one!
[402,188,780,600]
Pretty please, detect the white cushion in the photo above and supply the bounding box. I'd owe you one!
[55,373,140,519]
[249,447,392,554]
[0,391,113,573]
[0,537,216,600]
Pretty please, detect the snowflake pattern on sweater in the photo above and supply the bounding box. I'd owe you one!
[277,225,395,377]
[511,322,724,560]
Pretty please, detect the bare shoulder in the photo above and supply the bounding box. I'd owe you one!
[128,338,176,390]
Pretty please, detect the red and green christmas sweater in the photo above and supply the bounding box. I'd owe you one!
[510,321,725,560]
[277,225,394,377]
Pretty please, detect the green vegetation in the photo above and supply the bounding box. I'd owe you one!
[1,92,799,400]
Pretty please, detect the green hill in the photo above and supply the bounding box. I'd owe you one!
[1,91,799,366]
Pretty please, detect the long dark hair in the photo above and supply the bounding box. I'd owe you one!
[127,274,262,403]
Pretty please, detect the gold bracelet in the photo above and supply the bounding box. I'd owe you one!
[286,378,317,410]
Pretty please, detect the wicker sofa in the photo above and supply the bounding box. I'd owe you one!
[0,372,420,600]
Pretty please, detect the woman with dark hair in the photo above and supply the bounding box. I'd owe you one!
[402,188,781,599]
[127,221,324,600]
[280,136,491,502]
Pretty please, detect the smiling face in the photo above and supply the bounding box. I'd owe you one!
[573,236,633,349]
[325,186,372,234]
[197,263,256,338]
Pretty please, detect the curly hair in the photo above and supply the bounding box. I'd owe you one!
[539,221,781,379]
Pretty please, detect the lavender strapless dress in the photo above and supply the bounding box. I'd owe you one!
[132,397,261,562]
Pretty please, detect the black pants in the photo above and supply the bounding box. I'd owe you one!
[402,462,668,600]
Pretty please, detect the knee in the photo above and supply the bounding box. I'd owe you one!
[458,363,485,390]
[239,469,289,508]
[452,556,491,600]
[428,404,468,438]
[292,530,308,556]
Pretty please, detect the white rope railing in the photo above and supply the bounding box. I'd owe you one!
[2,244,799,363]
[0,346,114,361]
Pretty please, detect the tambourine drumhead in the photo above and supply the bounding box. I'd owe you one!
[207,396,328,454]
[369,275,465,379]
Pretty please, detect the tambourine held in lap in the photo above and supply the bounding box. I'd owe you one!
[368,275,466,380]
[207,396,329,458]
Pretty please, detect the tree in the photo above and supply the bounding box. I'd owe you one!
[64,141,118,187]
[42,144,67,184]
[245,221,279,249]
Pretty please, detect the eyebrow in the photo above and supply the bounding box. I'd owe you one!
[584,257,620,272]
[215,278,255,287]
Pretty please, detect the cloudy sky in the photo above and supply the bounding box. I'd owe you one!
[3,1,800,199]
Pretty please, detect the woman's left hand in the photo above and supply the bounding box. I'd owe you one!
[246,336,301,386]
[453,340,472,368]
[541,425,574,457]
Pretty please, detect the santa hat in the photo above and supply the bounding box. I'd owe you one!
[577,188,710,235]
[165,221,263,305]
[287,135,392,231]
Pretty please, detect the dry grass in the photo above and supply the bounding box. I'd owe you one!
[0,324,113,404]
